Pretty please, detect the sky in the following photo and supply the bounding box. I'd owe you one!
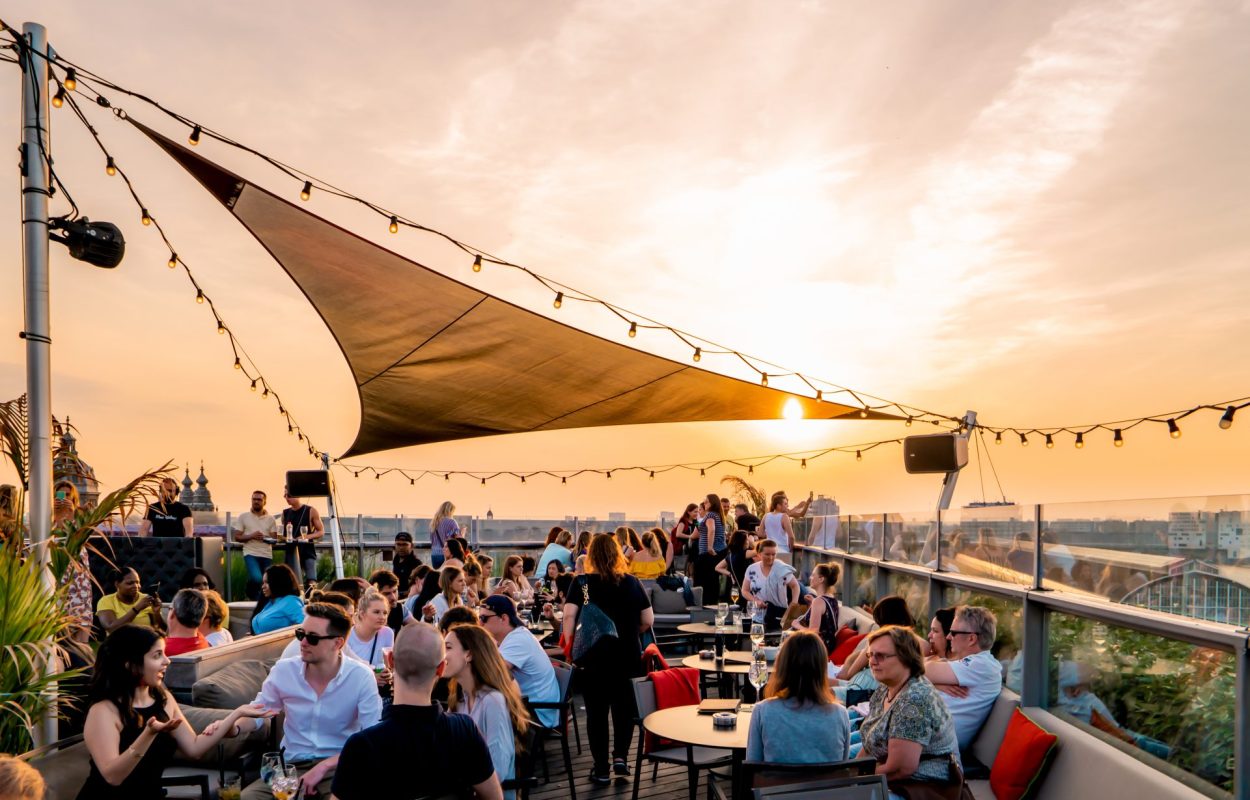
[0,0,1247,522]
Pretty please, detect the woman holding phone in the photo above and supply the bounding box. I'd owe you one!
[97,568,165,635]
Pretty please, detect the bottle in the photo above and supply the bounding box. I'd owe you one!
[714,629,725,659]
[284,522,293,542]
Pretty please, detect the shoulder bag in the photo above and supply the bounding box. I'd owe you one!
[571,576,619,665]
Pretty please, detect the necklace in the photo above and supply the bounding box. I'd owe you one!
[885,678,910,705]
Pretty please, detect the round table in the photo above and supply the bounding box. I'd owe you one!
[678,622,748,637]
[643,705,751,799]
[682,653,752,675]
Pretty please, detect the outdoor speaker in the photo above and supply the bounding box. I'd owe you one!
[285,469,331,497]
[903,433,968,474]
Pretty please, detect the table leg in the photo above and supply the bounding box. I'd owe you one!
[730,750,744,800]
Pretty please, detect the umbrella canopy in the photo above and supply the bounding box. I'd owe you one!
[140,124,895,457]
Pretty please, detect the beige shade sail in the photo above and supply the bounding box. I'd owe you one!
[140,124,896,458]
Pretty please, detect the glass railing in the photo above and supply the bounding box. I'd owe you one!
[944,504,1035,586]
[884,510,938,566]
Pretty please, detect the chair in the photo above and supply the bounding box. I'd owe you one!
[527,660,579,800]
[630,676,733,800]
[501,725,542,800]
[752,774,889,800]
[159,773,211,800]
[708,758,878,800]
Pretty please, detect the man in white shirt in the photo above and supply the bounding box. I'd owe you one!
[208,603,382,799]
[479,595,560,728]
[232,490,278,600]
[925,605,1003,749]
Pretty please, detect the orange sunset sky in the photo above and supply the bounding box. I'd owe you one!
[0,1,1247,522]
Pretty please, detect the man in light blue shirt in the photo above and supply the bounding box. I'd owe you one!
[924,606,1002,749]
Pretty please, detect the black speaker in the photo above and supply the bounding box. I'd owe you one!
[903,434,968,474]
[285,469,331,497]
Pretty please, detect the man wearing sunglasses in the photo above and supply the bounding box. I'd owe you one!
[210,603,382,799]
[923,605,1003,749]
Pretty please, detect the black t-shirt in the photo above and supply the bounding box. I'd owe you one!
[392,552,422,594]
[736,513,761,534]
[281,506,317,561]
[331,704,494,800]
[145,501,191,537]
[567,573,652,673]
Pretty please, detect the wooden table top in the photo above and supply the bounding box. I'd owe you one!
[681,651,770,675]
[643,704,752,750]
[677,622,748,636]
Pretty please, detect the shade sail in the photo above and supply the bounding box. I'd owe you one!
[141,124,896,457]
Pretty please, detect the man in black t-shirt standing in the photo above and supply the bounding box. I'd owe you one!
[139,477,193,537]
[734,503,761,534]
[390,531,422,594]
[330,623,502,800]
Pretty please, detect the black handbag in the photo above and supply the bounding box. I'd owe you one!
[570,577,619,665]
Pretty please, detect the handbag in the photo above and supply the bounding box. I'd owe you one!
[891,754,973,800]
[570,576,619,665]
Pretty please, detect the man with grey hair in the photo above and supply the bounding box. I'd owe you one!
[925,605,1003,749]
[165,588,209,656]
[330,623,502,800]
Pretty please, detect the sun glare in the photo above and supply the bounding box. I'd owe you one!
[782,398,804,420]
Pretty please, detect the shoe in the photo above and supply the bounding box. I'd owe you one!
[612,759,631,778]
[588,769,611,786]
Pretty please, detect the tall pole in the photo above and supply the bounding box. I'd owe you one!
[20,21,57,749]
[321,453,345,579]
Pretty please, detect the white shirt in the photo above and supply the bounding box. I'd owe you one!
[761,513,789,553]
[205,629,233,647]
[279,638,368,665]
[235,511,278,560]
[346,626,394,669]
[457,688,516,795]
[252,654,381,761]
[943,649,1004,749]
[498,626,559,728]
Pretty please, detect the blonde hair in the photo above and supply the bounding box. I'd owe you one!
[439,566,465,607]
[203,590,229,631]
[614,526,642,552]
[356,587,388,620]
[640,531,662,559]
[446,625,531,749]
[432,501,456,531]
[554,529,575,549]
[0,754,45,800]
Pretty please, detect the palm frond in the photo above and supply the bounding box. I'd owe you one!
[0,395,28,489]
[719,475,767,518]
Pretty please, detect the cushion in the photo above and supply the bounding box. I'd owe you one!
[1089,709,1137,745]
[830,632,866,664]
[192,659,272,709]
[651,588,689,614]
[177,704,272,765]
[989,709,1059,800]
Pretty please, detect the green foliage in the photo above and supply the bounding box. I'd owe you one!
[719,475,766,518]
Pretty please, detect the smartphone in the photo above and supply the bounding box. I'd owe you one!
[54,490,68,501]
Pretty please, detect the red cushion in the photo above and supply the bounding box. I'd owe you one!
[990,709,1059,800]
[829,632,866,664]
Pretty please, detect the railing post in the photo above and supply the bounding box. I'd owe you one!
[1032,503,1044,590]
[875,514,890,604]
[1020,592,1049,707]
[1235,634,1250,800]
[224,511,233,601]
[356,514,364,575]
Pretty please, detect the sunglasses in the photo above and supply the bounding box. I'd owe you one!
[294,628,341,646]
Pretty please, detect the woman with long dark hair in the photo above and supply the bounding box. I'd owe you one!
[746,630,850,763]
[249,563,304,634]
[693,494,727,604]
[562,535,654,784]
[422,566,466,625]
[77,625,271,799]
[715,530,753,605]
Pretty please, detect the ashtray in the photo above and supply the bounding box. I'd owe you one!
[699,649,715,660]
[712,712,738,729]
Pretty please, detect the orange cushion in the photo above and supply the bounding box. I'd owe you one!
[990,709,1059,800]
[829,631,866,664]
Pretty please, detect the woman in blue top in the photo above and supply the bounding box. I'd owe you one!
[693,493,726,604]
[747,630,851,763]
[250,564,305,634]
[430,501,459,569]
[535,529,575,577]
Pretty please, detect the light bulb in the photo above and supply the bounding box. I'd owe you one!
[444,473,449,482]
[189,125,202,146]
[606,471,612,479]
[375,473,381,480]
[1114,429,1124,447]
[860,408,869,418]
[520,475,526,484]
[217,322,226,335]
[699,469,706,477]
[905,417,913,427]
[300,181,312,201]
[388,216,399,234]
[105,157,116,176]
[1219,406,1235,430]
[1167,418,1181,439]
[63,68,77,91]
[288,423,294,435]
[815,390,823,402]
[561,476,567,485]
[168,253,177,269]
[649,471,655,480]
[52,87,65,108]
[1019,433,1029,447]
[553,292,563,309]
[233,357,242,370]
[994,431,1002,444]
[856,450,863,462]
[481,478,487,486]
[1045,433,1054,449]
[1075,432,1084,449]
[472,255,482,272]
[628,322,637,338]
[195,290,204,304]
[250,379,258,392]
[141,209,152,226]
[410,478,415,486]
[693,347,701,363]
[761,373,769,387]
[800,458,808,470]
[748,465,754,474]
[262,387,269,398]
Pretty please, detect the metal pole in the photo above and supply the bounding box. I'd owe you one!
[20,21,57,749]
[320,453,344,579]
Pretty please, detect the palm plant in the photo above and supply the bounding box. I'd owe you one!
[720,474,766,518]
[0,395,169,752]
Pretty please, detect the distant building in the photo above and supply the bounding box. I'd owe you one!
[659,510,676,527]
[1168,512,1206,550]
[178,463,217,512]
[810,495,840,517]
[608,512,626,523]
[1217,511,1245,560]
[52,420,100,508]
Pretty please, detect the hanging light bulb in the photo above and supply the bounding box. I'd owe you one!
[1219,406,1236,430]
[699,469,706,477]
[353,470,360,479]
[1075,432,1084,449]
[1019,433,1029,447]
[628,321,637,338]
[561,476,567,485]
[860,408,869,418]
[410,477,415,486]
[375,472,381,480]
[217,321,226,335]
[233,357,242,370]
[167,253,178,269]
[141,209,152,226]
[105,157,117,176]
[472,255,482,272]
[520,475,526,484]
[300,181,312,201]
[262,386,269,398]
[287,423,294,435]
[278,405,286,415]
[297,432,304,441]
[748,465,754,474]
[444,473,450,482]
[481,477,487,486]
[195,289,205,304]
[905,417,913,427]
[693,347,701,363]
[52,86,65,108]
[649,471,655,480]
[189,125,202,146]
[250,379,258,392]
[1045,433,1054,449]
[1114,429,1124,447]
[815,390,823,402]
[63,68,77,91]
[388,216,399,234]
[761,373,769,387]
[1167,418,1181,439]
[856,450,863,462]
[800,458,807,469]
[994,431,1002,445]
[553,292,563,309]
[606,471,612,479]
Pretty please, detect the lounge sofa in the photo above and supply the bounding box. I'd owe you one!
[164,626,295,703]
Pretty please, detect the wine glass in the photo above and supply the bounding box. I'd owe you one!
[299,525,309,540]
[750,622,765,651]
[748,659,768,696]
[260,753,281,787]
[730,586,740,604]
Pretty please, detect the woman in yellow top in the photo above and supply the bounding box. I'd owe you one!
[628,531,667,581]
[97,567,166,635]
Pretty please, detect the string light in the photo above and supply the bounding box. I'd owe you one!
[105,156,116,176]
[860,408,869,418]
[905,417,912,427]
[52,86,65,108]
[63,68,77,91]
[375,473,380,479]
[628,321,637,338]
[262,386,269,398]
[761,373,768,387]
[216,321,226,335]
[444,473,450,482]
[1168,418,1181,439]
[300,181,312,201]
[410,478,415,486]
[189,125,202,146]
[233,357,242,370]
[249,379,258,392]
[168,253,177,269]
[520,475,526,484]
[561,476,567,484]
[1019,433,1029,447]
[1045,434,1054,449]
[816,390,823,402]
[195,289,204,304]
[800,459,807,469]
[699,469,706,477]
[649,471,655,480]
[747,465,754,474]
[1074,432,1084,449]
[693,348,701,363]
[553,292,563,309]
[1114,429,1124,447]
[1220,406,1236,430]
[994,431,1002,445]
[481,478,486,486]
[472,255,482,273]
[141,209,152,226]
[388,215,399,234]
[856,450,862,461]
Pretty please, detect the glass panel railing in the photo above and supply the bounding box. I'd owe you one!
[942,587,1023,686]
[794,513,846,551]
[847,514,882,558]
[885,569,930,623]
[851,561,877,610]
[884,510,937,566]
[1046,610,1236,796]
[943,504,1035,586]
[1041,495,1250,625]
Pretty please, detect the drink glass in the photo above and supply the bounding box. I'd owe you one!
[730,586,740,604]
[750,623,764,651]
[271,775,296,800]
[218,776,242,800]
[299,525,309,540]
[749,659,768,695]
[260,753,281,787]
